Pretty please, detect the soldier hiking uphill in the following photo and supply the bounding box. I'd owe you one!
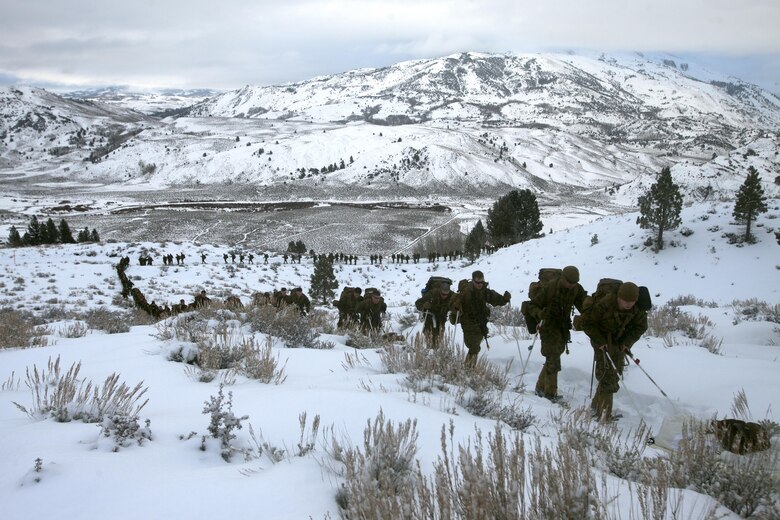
[336,287,363,330]
[356,289,387,335]
[581,281,648,422]
[525,266,587,402]
[288,287,311,316]
[415,278,454,349]
[450,270,511,368]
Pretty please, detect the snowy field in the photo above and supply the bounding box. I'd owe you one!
[0,199,778,519]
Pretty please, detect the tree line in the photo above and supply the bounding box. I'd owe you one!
[462,163,770,261]
[7,216,100,247]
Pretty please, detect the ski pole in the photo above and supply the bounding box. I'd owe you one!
[625,353,681,413]
[528,320,543,351]
[589,357,595,399]
[603,349,654,443]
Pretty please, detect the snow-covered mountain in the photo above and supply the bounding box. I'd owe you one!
[1,52,779,201]
[63,86,221,115]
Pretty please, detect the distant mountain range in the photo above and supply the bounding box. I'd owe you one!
[1,52,778,203]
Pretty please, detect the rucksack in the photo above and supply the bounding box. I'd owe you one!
[637,286,653,312]
[520,268,562,333]
[421,276,453,295]
[448,279,471,324]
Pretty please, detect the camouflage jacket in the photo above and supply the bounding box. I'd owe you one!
[527,279,587,331]
[356,298,387,328]
[580,293,648,349]
[415,288,454,319]
[452,283,509,330]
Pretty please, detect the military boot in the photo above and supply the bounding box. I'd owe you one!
[591,391,614,422]
[464,350,478,369]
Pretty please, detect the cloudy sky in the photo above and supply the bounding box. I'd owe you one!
[1,0,779,93]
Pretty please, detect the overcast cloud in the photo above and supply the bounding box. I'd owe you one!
[0,0,778,92]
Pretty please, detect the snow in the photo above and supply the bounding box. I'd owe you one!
[0,198,778,519]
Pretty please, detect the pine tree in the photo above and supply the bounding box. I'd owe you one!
[90,229,100,242]
[25,216,42,245]
[485,189,543,246]
[44,218,59,244]
[637,166,683,250]
[77,227,90,242]
[58,219,75,243]
[309,257,338,305]
[733,166,768,243]
[7,225,22,247]
[464,219,487,260]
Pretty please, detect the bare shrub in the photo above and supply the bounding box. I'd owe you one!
[380,333,510,392]
[731,298,780,324]
[664,419,779,518]
[329,410,419,517]
[395,307,419,330]
[248,305,328,348]
[99,415,153,451]
[59,321,89,338]
[202,383,248,462]
[667,294,719,308]
[240,335,288,384]
[81,307,132,334]
[490,304,526,328]
[0,308,51,348]
[13,355,149,423]
[460,389,536,431]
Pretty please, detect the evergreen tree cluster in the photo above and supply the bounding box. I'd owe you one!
[7,216,99,247]
[485,189,544,246]
[287,240,307,254]
[637,164,768,248]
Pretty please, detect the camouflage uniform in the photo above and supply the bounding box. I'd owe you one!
[581,287,648,420]
[526,269,587,400]
[415,285,453,348]
[356,292,387,334]
[336,288,363,330]
[451,273,510,367]
[288,288,311,316]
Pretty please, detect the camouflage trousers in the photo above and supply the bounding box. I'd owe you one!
[591,344,625,420]
[535,328,568,398]
[422,314,447,349]
[461,322,486,368]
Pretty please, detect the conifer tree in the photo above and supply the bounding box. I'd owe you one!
[637,166,683,250]
[7,225,22,247]
[309,257,338,305]
[58,219,75,243]
[44,218,59,244]
[464,219,487,260]
[78,227,90,242]
[90,229,100,242]
[25,216,42,245]
[733,166,767,242]
[486,189,543,246]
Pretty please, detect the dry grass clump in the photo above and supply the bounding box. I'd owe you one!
[380,333,510,393]
[0,307,51,348]
[81,307,133,334]
[646,303,723,354]
[731,298,780,325]
[13,355,149,423]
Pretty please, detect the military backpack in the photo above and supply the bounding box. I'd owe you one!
[421,276,453,295]
[520,268,563,333]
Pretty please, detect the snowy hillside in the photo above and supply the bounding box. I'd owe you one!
[2,52,779,200]
[0,199,778,519]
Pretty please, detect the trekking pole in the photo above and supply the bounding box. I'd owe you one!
[603,349,654,443]
[589,357,595,399]
[528,321,543,351]
[624,353,681,413]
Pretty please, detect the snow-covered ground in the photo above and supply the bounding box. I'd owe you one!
[0,199,778,519]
